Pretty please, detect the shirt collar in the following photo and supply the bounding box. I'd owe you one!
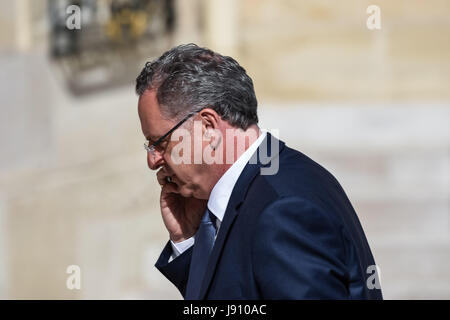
[207,130,267,223]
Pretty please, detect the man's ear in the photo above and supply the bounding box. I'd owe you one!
[200,108,222,150]
[199,108,220,131]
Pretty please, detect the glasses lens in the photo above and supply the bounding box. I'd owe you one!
[144,142,155,154]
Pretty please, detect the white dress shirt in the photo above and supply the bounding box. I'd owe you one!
[169,130,267,261]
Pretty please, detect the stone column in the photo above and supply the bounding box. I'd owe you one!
[203,0,237,56]
[15,0,33,51]
[174,0,202,45]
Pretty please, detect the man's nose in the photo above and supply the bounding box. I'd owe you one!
[147,152,165,170]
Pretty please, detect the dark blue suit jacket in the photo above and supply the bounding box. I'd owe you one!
[155,133,383,299]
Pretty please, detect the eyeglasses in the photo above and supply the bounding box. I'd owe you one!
[144,109,201,157]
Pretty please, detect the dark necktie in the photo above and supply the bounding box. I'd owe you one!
[185,208,217,300]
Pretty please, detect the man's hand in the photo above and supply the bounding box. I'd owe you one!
[157,168,207,243]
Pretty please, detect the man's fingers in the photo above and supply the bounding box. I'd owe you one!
[161,182,180,194]
[156,169,170,186]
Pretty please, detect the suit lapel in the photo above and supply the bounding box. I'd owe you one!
[198,132,285,299]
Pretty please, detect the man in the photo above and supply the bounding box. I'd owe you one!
[136,44,383,299]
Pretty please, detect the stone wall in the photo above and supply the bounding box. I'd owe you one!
[237,0,450,101]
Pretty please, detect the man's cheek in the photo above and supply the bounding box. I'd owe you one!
[169,140,193,165]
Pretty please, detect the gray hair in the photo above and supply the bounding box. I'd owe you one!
[135,43,258,130]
